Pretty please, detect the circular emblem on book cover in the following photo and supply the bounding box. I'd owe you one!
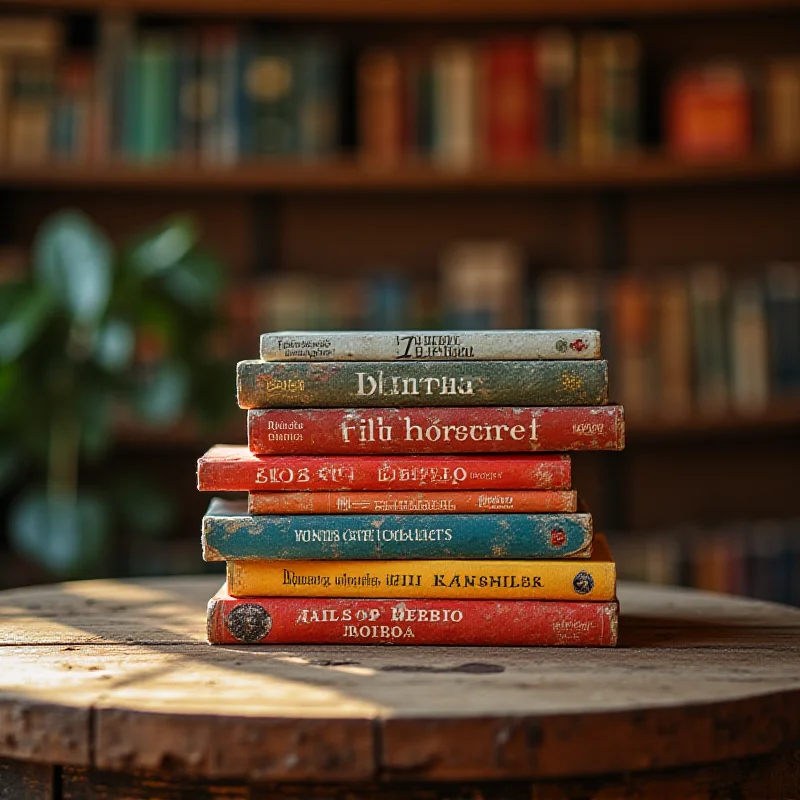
[573,571,594,596]
[226,604,272,643]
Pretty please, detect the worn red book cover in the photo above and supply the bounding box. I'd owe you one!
[248,489,578,514]
[207,586,619,646]
[248,406,625,455]
[481,37,539,164]
[198,445,571,491]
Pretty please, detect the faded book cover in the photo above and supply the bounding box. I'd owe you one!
[208,589,619,646]
[247,405,625,454]
[227,534,616,600]
[236,359,609,409]
[248,489,578,514]
[202,497,593,561]
[198,445,572,492]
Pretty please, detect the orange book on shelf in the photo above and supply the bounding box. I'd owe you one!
[359,48,403,169]
[666,63,752,158]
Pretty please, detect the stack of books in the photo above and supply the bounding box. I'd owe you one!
[197,330,625,646]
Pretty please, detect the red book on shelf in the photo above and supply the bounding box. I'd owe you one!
[481,37,539,164]
[197,445,571,492]
[666,63,752,158]
[247,406,625,455]
[207,587,619,646]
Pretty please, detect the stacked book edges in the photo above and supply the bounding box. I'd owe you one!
[197,329,624,647]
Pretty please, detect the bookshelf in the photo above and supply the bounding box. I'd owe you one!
[0,0,799,602]
[2,154,800,191]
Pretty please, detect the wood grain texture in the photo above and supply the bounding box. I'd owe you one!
[0,758,53,799]
[0,577,798,782]
[50,748,800,798]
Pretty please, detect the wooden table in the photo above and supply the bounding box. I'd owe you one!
[0,577,798,799]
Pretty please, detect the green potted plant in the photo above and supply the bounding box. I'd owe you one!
[0,210,231,577]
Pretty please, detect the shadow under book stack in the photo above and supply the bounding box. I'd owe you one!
[197,330,625,646]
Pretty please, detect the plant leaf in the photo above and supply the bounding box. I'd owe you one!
[9,488,109,576]
[94,318,135,371]
[128,216,198,277]
[0,283,53,363]
[160,251,225,311]
[134,361,190,426]
[33,211,113,325]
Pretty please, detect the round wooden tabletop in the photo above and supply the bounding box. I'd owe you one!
[0,576,799,798]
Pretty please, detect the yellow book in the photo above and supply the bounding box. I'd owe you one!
[227,534,616,601]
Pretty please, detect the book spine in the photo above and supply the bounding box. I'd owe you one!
[260,330,601,361]
[248,405,624,455]
[237,360,609,409]
[248,489,578,514]
[208,595,619,645]
[202,512,593,562]
[227,556,616,600]
[482,37,537,164]
[197,452,572,492]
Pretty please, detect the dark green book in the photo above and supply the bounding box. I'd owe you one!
[236,359,609,408]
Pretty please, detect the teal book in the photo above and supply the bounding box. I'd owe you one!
[202,498,593,561]
[236,359,609,408]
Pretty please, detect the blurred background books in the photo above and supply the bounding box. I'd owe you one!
[0,1,799,604]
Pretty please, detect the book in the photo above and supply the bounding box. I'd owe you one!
[226,533,616,600]
[666,62,751,158]
[730,278,769,414]
[438,241,526,329]
[766,57,800,155]
[207,588,620,645]
[655,275,692,419]
[247,405,625,455]
[202,497,593,561]
[432,41,475,169]
[236,360,609,409]
[198,445,572,492]
[481,37,539,164]
[689,263,729,415]
[359,47,402,168]
[248,489,579,514]
[260,329,601,361]
[7,56,53,165]
[538,29,576,156]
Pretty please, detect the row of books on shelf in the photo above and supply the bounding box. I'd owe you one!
[1,16,799,167]
[609,518,800,607]
[227,252,800,419]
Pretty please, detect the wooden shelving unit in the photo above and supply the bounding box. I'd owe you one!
[2,154,800,192]
[1,0,799,545]
[4,0,800,16]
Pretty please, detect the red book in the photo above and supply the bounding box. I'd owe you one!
[248,488,578,514]
[197,445,571,492]
[481,37,539,164]
[248,406,625,455]
[207,586,619,646]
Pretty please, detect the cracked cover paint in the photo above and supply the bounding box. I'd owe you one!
[235,359,609,408]
[207,588,619,646]
[248,405,625,454]
[259,329,602,361]
[202,497,593,561]
[226,534,616,600]
[197,445,572,491]
[248,489,578,514]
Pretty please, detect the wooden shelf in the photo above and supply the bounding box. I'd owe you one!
[2,154,800,193]
[626,399,800,441]
[4,0,800,17]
